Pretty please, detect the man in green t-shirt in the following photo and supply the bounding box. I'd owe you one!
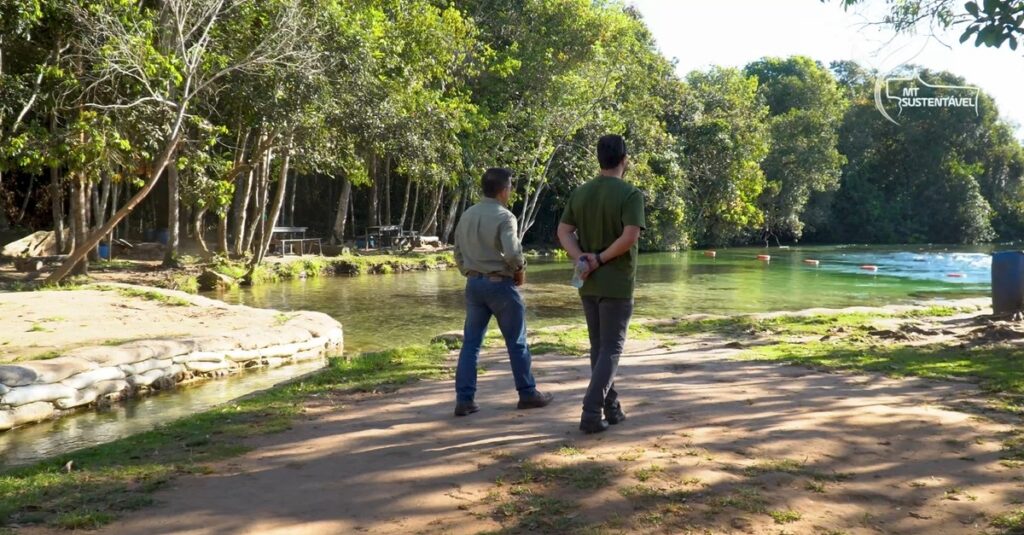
[557,134,645,434]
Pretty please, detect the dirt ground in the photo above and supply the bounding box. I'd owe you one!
[34,327,1020,535]
[0,287,284,363]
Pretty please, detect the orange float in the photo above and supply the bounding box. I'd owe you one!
[756,254,771,261]
[860,265,878,271]
[703,250,716,257]
[947,272,965,278]
[803,259,820,266]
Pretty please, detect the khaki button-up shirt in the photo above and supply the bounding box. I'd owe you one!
[453,198,526,277]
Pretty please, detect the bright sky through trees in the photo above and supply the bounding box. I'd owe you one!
[629,0,1024,136]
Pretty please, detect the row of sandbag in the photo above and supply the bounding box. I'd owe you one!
[0,312,342,431]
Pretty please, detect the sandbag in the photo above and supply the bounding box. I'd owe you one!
[55,389,99,410]
[127,368,166,387]
[190,336,238,353]
[225,349,262,363]
[264,357,286,368]
[185,360,231,373]
[292,349,325,362]
[0,410,13,431]
[0,383,8,395]
[119,358,171,376]
[91,379,128,397]
[0,365,38,387]
[1,383,79,406]
[66,345,151,366]
[173,351,227,364]
[141,339,196,359]
[12,401,55,426]
[28,356,98,383]
[261,342,305,358]
[61,367,125,390]
[296,337,328,352]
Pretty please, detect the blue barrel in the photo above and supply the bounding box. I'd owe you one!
[991,251,1024,314]
[155,228,170,245]
[98,243,110,260]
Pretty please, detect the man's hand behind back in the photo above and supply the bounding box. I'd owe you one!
[514,270,526,287]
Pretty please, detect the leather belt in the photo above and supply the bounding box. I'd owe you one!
[466,270,512,282]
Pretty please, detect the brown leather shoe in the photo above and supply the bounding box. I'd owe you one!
[516,391,554,409]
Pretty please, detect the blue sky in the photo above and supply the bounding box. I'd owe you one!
[629,0,1024,135]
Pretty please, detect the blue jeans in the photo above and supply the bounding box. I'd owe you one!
[455,276,537,402]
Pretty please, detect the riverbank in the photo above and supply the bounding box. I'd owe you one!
[5,297,1024,533]
[0,251,455,292]
[0,284,342,432]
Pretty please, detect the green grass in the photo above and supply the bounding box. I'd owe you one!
[740,339,1024,395]
[769,509,802,524]
[0,343,451,529]
[169,274,199,294]
[634,464,664,482]
[653,306,967,339]
[110,287,192,306]
[992,508,1024,533]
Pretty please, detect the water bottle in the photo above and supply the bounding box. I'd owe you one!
[570,257,588,289]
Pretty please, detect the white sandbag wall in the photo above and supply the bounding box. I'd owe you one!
[0,309,343,432]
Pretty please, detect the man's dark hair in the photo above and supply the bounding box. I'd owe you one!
[481,167,513,198]
[597,134,628,170]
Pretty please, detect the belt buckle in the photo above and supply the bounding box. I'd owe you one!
[487,275,505,282]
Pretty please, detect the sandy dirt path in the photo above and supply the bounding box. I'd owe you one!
[64,335,1024,535]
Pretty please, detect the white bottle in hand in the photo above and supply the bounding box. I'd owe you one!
[570,258,589,289]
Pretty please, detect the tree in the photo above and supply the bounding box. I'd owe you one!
[745,56,848,244]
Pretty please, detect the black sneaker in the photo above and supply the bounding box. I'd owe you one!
[516,391,554,409]
[605,403,626,425]
[579,419,610,434]
[454,401,480,417]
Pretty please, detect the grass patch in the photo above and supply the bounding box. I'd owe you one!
[531,327,590,356]
[169,274,199,294]
[992,509,1024,533]
[741,339,1024,395]
[97,286,192,307]
[555,444,584,457]
[707,486,768,514]
[0,343,451,529]
[653,306,968,339]
[634,464,664,482]
[769,509,802,524]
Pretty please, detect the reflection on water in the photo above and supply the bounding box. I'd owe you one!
[217,245,992,352]
[0,359,326,467]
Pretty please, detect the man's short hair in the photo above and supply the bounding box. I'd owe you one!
[597,134,628,170]
[482,167,513,198]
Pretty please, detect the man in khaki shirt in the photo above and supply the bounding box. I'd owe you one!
[451,168,553,417]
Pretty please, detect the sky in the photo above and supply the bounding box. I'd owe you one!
[628,0,1024,136]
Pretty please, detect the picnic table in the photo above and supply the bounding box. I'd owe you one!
[364,225,404,250]
[271,226,322,256]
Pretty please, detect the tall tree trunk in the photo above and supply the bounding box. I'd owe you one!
[164,153,179,266]
[383,156,391,226]
[368,153,379,227]
[420,184,444,235]
[245,138,292,280]
[232,170,254,255]
[194,207,209,255]
[440,186,462,244]
[217,212,229,254]
[70,175,89,275]
[50,167,65,251]
[331,176,352,244]
[288,172,298,226]
[244,149,271,254]
[15,175,35,223]
[398,177,411,229]
[46,133,180,284]
[409,182,420,234]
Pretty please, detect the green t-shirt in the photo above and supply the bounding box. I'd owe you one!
[560,175,646,299]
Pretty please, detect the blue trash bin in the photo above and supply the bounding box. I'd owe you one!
[98,243,110,260]
[991,251,1024,315]
[155,228,170,245]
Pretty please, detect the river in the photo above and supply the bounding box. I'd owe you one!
[216,245,992,352]
[0,245,994,466]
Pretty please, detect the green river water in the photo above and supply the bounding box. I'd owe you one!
[216,245,992,353]
[0,245,995,466]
